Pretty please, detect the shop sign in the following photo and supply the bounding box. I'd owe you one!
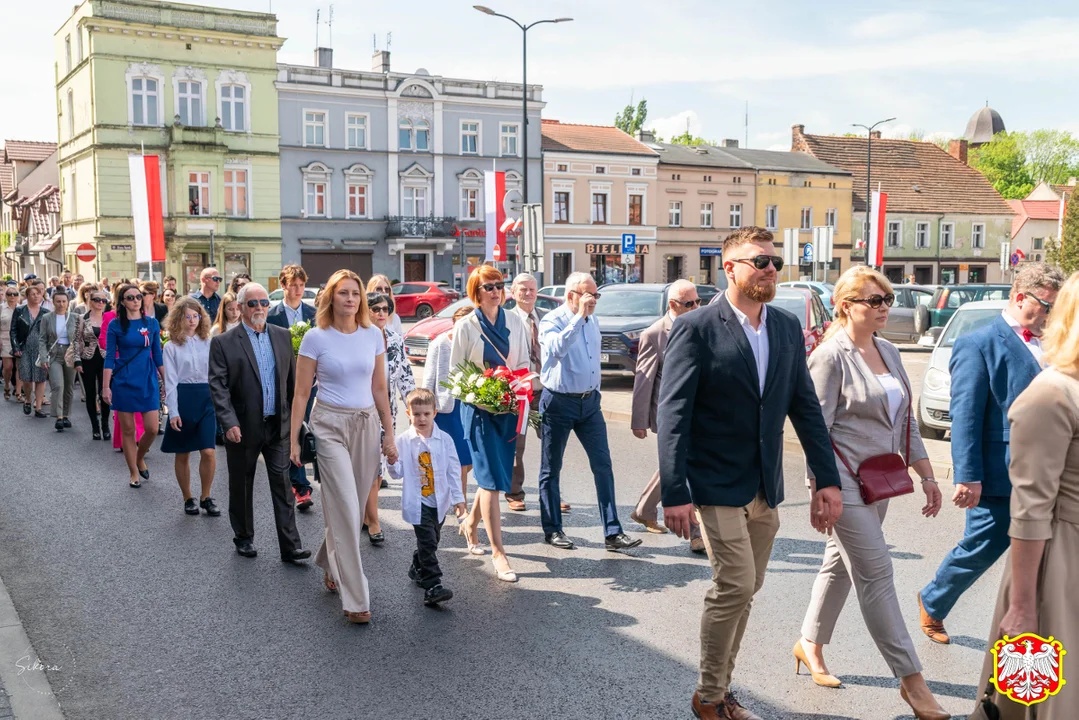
[700,247,723,257]
[453,224,520,238]
[586,243,650,255]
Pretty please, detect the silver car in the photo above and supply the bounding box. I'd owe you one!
[879,284,936,344]
[918,299,1008,440]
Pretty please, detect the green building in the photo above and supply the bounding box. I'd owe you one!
[56,0,284,292]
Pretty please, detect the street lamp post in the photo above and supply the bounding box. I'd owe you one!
[474,6,572,275]
[851,117,895,270]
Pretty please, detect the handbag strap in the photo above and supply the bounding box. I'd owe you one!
[829,367,914,474]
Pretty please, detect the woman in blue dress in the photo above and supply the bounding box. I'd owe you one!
[450,266,531,583]
[103,283,164,488]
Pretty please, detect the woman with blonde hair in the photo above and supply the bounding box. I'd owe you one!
[451,265,531,582]
[211,291,241,336]
[161,297,219,516]
[366,274,403,336]
[970,271,1079,719]
[74,281,96,314]
[793,265,948,720]
[290,269,397,624]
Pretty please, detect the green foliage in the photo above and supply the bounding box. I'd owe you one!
[668,131,717,146]
[969,132,1036,199]
[1046,189,1079,274]
[1022,129,1079,186]
[614,99,648,136]
[290,320,311,356]
[0,232,12,251]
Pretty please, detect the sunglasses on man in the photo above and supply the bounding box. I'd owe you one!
[672,298,701,308]
[481,282,506,293]
[245,299,271,308]
[849,293,895,309]
[210,276,223,283]
[1026,294,1053,314]
[5,292,18,298]
[732,255,784,271]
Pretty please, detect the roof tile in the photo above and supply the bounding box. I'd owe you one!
[0,163,13,198]
[3,140,58,164]
[541,120,657,157]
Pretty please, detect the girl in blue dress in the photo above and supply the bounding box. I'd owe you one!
[103,283,164,488]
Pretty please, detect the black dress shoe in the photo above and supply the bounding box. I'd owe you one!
[102,427,111,440]
[235,540,257,558]
[137,466,150,480]
[369,531,385,545]
[63,418,72,429]
[423,584,453,606]
[544,531,575,550]
[23,403,31,415]
[199,497,221,516]
[281,548,312,563]
[605,532,643,551]
[34,410,47,418]
[92,430,102,440]
[55,418,64,432]
[184,498,199,515]
[407,565,423,586]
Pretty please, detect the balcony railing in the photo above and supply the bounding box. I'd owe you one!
[386,215,456,239]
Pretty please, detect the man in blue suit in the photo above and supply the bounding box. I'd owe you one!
[918,263,1063,644]
[266,264,318,510]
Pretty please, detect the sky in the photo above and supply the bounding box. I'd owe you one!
[4,0,1079,149]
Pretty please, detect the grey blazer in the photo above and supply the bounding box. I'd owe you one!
[631,314,672,433]
[805,330,929,505]
[37,311,80,362]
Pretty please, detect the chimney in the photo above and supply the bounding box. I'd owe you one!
[722,139,739,148]
[948,138,969,165]
[791,124,807,152]
[314,47,333,69]
[636,128,655,143]
[869,130,882,140]
[372,50,390,73]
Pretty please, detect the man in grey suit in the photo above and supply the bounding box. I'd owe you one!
[629,279,704,552]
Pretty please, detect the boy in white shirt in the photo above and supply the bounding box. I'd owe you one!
[387,388,467,606]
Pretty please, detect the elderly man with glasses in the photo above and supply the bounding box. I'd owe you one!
[192,267,223,321]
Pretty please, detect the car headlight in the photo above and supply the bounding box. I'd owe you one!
[924,367,948,391]
[623,330,642,341]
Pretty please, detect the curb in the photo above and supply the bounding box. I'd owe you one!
[0,576,64,720]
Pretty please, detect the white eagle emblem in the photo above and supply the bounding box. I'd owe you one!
[993,636,1065,705]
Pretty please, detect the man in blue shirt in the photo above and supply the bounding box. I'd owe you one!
[192,267,222,321]
[537,271,641,552]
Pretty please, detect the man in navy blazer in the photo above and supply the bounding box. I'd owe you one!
[659,227,843,720]
[266,264,318,509]
[918,263,1063,644]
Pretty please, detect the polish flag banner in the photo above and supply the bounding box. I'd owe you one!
[867,190,888,268]
[128,155,165,265]
[484,170,507,263]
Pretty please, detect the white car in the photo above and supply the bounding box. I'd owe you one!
[538,285,566,299]
[268,287,318,307]
[918,299,1008,440]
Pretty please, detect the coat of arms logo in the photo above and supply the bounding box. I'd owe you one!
[990,633,1066,706]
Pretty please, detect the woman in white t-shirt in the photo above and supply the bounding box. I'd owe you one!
[290,269,397,625]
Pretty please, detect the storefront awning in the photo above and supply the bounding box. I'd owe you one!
[28,236,60,254]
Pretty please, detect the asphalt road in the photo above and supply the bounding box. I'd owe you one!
[0,349,996,720]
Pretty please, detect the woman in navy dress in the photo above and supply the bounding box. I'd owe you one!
[450,266,531,583]
[103,283,164,488]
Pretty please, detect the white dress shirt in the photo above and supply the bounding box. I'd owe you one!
[163,335,211,413]
[1002,311,1044,366]
[727,290,770,394]
[386,425,466,525]
[55,313,70,345]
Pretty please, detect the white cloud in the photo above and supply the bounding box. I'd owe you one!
[651,110,702,141]
[850,13,929,39]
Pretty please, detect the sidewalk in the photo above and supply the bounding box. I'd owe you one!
[0,574,64,720]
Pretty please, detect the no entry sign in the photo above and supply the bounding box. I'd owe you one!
[75,243,97,262]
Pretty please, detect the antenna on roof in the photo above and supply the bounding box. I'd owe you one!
[387,32,392,50]
[745,101,748,149]
[373,33,377,52]
[315,8,320,48]
[328,5,334,47]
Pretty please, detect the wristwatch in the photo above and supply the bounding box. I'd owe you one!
[921,477,938,484]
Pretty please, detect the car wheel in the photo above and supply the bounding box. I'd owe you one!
[916,398,946,441]
[415,303,433,319]
[913,305,930,335]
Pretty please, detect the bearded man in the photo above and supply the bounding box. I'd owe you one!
[657,226,843,720]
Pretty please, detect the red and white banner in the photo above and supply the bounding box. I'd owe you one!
[866,189,888,268]
[128,154,165,264]
[484,170,507,263]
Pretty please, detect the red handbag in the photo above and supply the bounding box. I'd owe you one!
[830,373,915,505]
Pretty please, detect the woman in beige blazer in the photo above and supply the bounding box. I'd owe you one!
[972,272,1079,720]
[795,267,948,720]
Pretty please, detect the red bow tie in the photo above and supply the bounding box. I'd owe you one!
[1021,328,1035,343]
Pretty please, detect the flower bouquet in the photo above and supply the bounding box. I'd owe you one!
[441,361,541,434]
[290,320,311,356]
[159,330,169,347]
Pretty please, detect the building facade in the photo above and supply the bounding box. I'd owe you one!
[794,127,1014,284]
[541,121,659,286]
[1,141,60,278]
[55,0,283,292]
[1007,199,1062,266]
[276,49,543,286]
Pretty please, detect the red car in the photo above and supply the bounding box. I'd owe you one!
[391,281,460,319]
[766,287,831,356]
[404,295,563,362]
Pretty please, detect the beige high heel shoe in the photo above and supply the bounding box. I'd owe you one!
[899,686,951,720]
[492,557,517,583]
[792,640,842,688]
[457,517,486,555]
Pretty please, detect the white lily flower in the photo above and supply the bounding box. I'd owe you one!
[451,386,461,397]
[465,392,477,403]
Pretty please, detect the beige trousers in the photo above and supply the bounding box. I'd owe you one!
[311,400,380,614]
[800,499,921,678]
[696,491,780,701]
[48,345,75,418]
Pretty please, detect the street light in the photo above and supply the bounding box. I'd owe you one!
[474,5,573,274]
[851,117,895,269]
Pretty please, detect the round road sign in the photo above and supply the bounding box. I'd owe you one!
[75,243,97,263]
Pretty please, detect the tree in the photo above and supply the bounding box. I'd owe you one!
[1045,192,1079,274]
[614,99,648,136]
[969,132,1036,199]
[668,131,717,146]
[1021,129,1079,186]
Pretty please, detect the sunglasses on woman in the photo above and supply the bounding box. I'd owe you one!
[374,286,391,293]
[4,292,17,298]
[91,297,107,303]
[370,305,390,315]
[245,299,271,308]
[732,255,784,271]
[123,293,143,302]
[849,293,895,309]
[481,282,506,292]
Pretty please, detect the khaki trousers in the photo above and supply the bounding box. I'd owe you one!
[633,470,701,539]
[800,499,921,678]
[48,345,75,418]
[696,491,779,701]
[311,401,380,614]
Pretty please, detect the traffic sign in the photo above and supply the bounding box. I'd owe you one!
[621,253,635,265]
[621,233,636,254]
[75,243,96,263]
[802,243,814,264]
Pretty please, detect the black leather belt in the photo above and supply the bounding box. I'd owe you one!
[551,389,595,399]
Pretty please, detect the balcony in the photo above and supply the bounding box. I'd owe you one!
[386,216,455,239]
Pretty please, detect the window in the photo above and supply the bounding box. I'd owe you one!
[595,166,606,174]
[828,182,836,189]
[76,32,83,63]
[557,163,567,172]
[825,208,837,229]
[591,193,608,224]
[403,186,427,216]
[701,202,713,228]
[397,119,413,150]
[886,221,901,248]
[766,178,777,186]
[66,90,74,138]
[733,176,742,184]
[460,187,479,220]
[631,168,641,176]
[765,205,778,230]
[131,77,159,126]
[554,191,570,223]
[346,114,367,149]
[224,169,247,217]
[551,251,573,285]
[807,181,813,187]
[305,181,327,217]
[800,207,812,231]
[1033,237,1044,250]
[730,203,742,228]
[415,120,430,151]
[940,222,954,249]
[629,194,643,226]
[971,222,985,249]
[703,175,712,182]
[177,80,203,127]
[669,201,682,227]
[500,123,519,157]
[461,122,479,154]
[916,222,930,249]
[220,84,245,131]
[65,36,72,73]
[304,111,327,147]
[188,172,210,216]
[347,184,369,219]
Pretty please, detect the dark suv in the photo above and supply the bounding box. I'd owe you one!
[914,284,1010,336]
